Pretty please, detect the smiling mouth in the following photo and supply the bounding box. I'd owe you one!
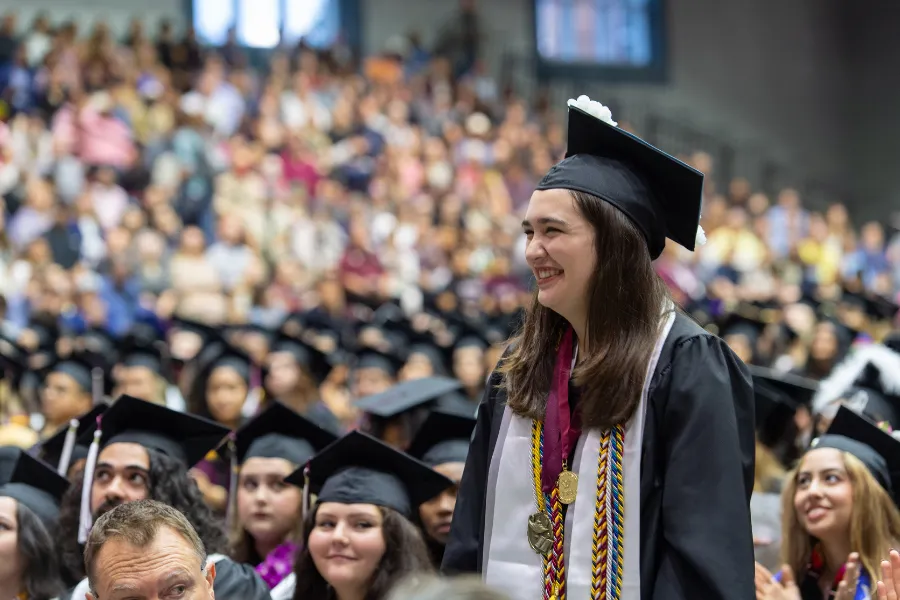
[806,507,829,521]
[535,268,563,281]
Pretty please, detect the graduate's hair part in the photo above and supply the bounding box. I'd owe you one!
[291,503,435,600]
[13,501,65,600]
[227,462,304,564]
[501,190,671,429]
[84,500,207,597]
[781,449,900,583]
[56,448,228,583]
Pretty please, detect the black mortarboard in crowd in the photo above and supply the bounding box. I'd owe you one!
[353,348,405,378]
[118,338,166,375]
[232,401,337,466]
[39,404,108,474]
[48,352,99,393]
[286,431,452,518]
[271,334,333,385]
[535,97,704,259]
[814,406,900,499]
[717,313,767,344]
[751,369,801,449]
[355,376,463,421]
[79,395,229,467]
[407,410,476,467]
[0,449,69,530]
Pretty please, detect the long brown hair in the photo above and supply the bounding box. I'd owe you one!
[781,450,900,585]
[501,191,671,430]
[292,504,434,600]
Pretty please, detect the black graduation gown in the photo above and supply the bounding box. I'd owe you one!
[441,313,757,600]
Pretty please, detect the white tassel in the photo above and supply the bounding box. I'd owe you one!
[91,368,104,405]
[78,422,103,544]
[301,464,311,521]
[695,225,707,247]
[57,419,80,476]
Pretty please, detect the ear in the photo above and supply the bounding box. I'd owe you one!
[205,562,216,598]
[87,593,97,600]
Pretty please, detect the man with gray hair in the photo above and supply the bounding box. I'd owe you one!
[84,499,215,600]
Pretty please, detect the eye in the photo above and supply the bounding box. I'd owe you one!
[545,227,561,234]
[796,474,810,487]
[354,520,374,530]
[94,469,112,483]
[825,473,842,484]
[167,584,187,598]
[242,479,258,492]
[128,472,148,486]
[270,481,287,492]
[523,229,534,239]
[316,520,336,529]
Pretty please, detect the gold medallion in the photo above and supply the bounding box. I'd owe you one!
[558,470,578,504]
[527,512,553,556]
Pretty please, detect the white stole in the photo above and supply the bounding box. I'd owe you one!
[484,308,675,599]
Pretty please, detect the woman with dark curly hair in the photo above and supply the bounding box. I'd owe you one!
[55,395,272,600]
[270,431,451,600]
[0,449,68,600]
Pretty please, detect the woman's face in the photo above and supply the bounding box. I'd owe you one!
[810,324,839,361]
[418,462,464,545]
[308,503,386,594]
[523,188,596,326]
[206,366,247,425]
[0,497,24,588]
[793,448,853,542]
[265,353,301,397]
[400,353,436,381]
[237,457,301,547]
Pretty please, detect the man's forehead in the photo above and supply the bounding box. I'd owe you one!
[98,442,150,467]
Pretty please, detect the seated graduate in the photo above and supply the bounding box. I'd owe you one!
[406,409,476,567]
[37,352,99,440]
[265,333,343,434]
[756,406,900,600]
[54,395,272,600]
[355,376,466,450]
[36,404,108,481]
[226,401,336,589]
[0,449,68,600]
[188,342,255,514]
[272,431,450,600]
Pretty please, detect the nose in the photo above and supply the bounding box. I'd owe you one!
[105,476,126,501]
[438,492,456,515]
[524,236,546,265]
[332,521,349,545]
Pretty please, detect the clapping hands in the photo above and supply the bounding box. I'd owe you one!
[876,550,900,600]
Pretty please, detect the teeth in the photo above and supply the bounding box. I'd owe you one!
[537,269,562,279]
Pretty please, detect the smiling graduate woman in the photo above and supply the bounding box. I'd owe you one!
[442,96,757,600]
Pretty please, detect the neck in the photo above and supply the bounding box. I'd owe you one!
[283,388,314,411]
[333,585,367,600]
[253,536,281,562]
[567,315,587,355]
[819,538,852,580]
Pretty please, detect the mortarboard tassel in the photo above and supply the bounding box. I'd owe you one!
[78,416,103,544]
[301,464,311,521]
[91,367,104,406]
[57,418,80,476]
[225,433,238,529]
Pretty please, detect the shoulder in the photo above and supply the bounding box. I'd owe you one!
[210,556,271,600]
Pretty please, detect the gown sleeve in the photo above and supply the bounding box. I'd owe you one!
[211,556,272,600]
[440,374,499,575]
[652,335,756,600]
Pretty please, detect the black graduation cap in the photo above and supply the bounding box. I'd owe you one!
[452,318,490,352]
[718,312,767,343]
[286,431,453,518]
[814,405,900,498]
[750,366,817,407]
[39,404,109,472]
[48,352,101,393]
[79,395,230,467]
[118,335,169,381]
[270,333,333,384]
[170,316,219,340]
[227,323,277,347]
[24,320,59,352]
[0,446,21,484]
[353,347,405,378]
[355,376,463,420]
[79,328,118,362]
[535,99,703,260]
[839,288,869,313]
[232,401,337,466]
[196,341,253,385]
[866,294,900,322]
[752,374,800,449]
[0,335,27,383]
[407,410,476,467]
[0,449,69,530]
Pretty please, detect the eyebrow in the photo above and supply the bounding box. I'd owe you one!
[96,462,150,473]
[522,217,569,229]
